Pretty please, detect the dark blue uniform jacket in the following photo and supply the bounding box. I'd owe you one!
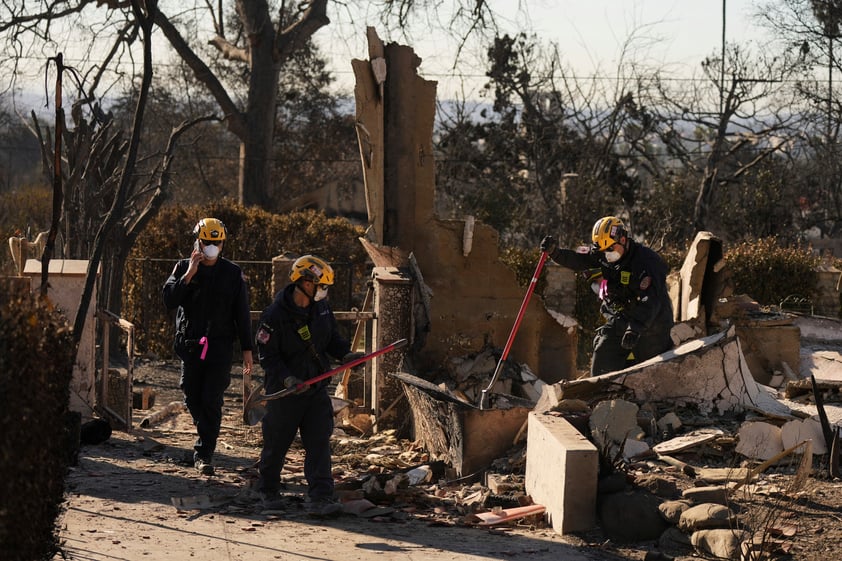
[162,257,252,362]
[255,283,350,395]
[548,240,673,333]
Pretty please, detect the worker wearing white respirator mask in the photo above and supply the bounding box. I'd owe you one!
[540,216,674,376]
[253,255,362,516]
[163,217,253,476]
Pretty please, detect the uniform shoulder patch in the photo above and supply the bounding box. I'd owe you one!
[256,324,272,345]
[640,276,652,290]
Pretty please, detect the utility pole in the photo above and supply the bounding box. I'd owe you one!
[720,0,726,116]
[828,32,833,141]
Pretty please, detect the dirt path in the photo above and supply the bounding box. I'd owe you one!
[55,382,603,561]
[54,355,842,561]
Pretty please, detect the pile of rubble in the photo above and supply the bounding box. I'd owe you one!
[376,312,841,559]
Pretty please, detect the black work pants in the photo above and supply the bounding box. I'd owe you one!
[258,387,334,500]
[180,354,232,462]
[591,319,672,377]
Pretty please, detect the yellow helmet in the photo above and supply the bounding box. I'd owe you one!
[290,255,335,285]
[193,218,227,242]
[591,216,627,251]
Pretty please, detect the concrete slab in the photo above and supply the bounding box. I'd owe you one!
[571,327,792,418]
[525,412,598,534]
[736,421,784,460]
[777,399,842,430]
[652,428,725,455]
[589,399,644,448]
[781,418,828,454]
[800,349,842,383]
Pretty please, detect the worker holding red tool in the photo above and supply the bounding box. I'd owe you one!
[541,216,673,376]
[254,255,361,516]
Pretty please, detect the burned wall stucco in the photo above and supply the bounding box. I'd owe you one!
[353,29,577,386]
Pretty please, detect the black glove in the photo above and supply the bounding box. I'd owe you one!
[283,376,308,395]
[342,351,365,364]
[540,235,557,254]
[620,328,639,350]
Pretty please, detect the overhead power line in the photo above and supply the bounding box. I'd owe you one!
[6,53,822,86]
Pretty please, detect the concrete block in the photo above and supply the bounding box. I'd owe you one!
[525,412,597,534]
[736,421,783,460]
[781,418,827,454]
[589,399,644,448]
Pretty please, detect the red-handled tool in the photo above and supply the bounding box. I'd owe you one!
[243,338,408,425]
[478,252,548,410]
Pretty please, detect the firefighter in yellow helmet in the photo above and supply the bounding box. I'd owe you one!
[540,216,673,376]
[253,255,361,516]
[162,218,253,476]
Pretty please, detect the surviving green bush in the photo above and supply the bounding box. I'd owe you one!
[0,293,76,561]
[126,201,368,356]
[723,237,821,307]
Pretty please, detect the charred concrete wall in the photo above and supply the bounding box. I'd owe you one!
[353,28,577,385]
[412,217,576,383]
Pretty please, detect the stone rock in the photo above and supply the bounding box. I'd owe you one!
[615,437,651,461]
[658,499,693,524]
[659,526,693,552]
[598,473,627,495]
[598,490,669,542]
[635,474,680,498]
[691,528,748,559]
[657,411,683,434]
[682,485,729,505]
[678,503,736,532]
[696,467,752,485]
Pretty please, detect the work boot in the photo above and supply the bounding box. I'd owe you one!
[194,458,214,476]
[305,497,343,518]
[259,490,286,511]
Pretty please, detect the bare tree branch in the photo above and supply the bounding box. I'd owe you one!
[208,35,249,62]
[152,9,246,136]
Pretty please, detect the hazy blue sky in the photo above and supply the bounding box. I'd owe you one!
[317,0,765,99]
[8,1,768,110]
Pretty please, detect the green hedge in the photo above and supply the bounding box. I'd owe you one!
[723,237,821,308]
[0,293,76,561]
[126,201,368,357]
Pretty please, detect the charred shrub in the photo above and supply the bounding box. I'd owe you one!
[0,293,76,561]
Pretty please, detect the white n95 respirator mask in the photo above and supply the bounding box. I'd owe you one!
[202,244,220,260]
